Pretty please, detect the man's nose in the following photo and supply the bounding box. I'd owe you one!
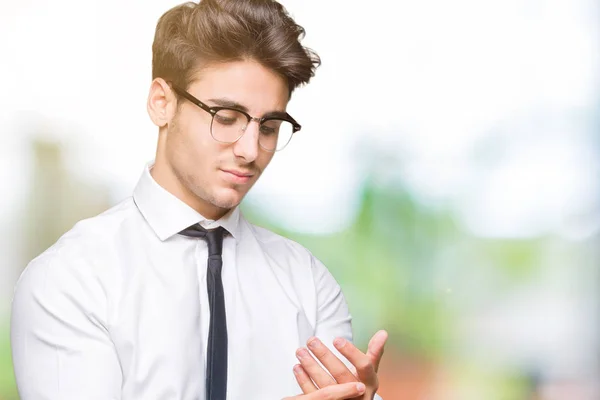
[232,120,260,162]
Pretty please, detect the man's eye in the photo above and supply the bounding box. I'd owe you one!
[214,109,243,126]
[261,120,282,135]
[260,125,277,135]
[215,115,236,125]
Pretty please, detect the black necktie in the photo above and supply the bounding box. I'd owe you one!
[179,224,228,400]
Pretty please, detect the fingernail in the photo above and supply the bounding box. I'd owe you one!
[334,338,346,348]
[307,338,319,349]
[293,364,302,375]
[296,348,308,359]
[356,383,365,393]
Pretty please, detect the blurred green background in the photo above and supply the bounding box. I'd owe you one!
[1,0,599,399]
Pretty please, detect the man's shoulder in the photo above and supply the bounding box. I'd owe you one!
[12,199,138,319]
[26,197,139,271]
[244,220,314,260]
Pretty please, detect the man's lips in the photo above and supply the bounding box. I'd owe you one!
[220,169,255,184]
[222,169,254,178]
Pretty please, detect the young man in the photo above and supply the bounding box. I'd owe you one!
[10,1,387,399]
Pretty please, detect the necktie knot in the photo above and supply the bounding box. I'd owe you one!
[179,224,225,257]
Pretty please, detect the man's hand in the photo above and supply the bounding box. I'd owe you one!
[282,381,366,399]
[292,330,388,400]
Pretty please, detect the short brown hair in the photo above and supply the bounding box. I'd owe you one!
[152,0,320,95]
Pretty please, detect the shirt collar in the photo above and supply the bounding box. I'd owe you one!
[133,162,242,242]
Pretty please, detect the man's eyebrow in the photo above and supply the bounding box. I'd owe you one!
[207,98,287,117]
[207,98,249,112]
[262,111,289,119]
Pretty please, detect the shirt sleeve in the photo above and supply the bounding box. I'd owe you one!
[311,256,384,400]
[10,249,122,400]
[311,256,353,348]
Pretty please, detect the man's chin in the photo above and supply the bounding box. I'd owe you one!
[211,188,246,210]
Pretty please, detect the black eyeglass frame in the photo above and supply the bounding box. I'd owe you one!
[168,82,302,152]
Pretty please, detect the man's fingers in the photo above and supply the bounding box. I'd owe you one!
[293,364,318,394]
[296,348,336,388]
[283,382,366,400]
[309,382,366,399]
[333,337,376,385]
[366,330,388,372]
[306,337,357,384]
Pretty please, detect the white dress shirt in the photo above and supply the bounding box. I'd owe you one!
[11,163,379,400]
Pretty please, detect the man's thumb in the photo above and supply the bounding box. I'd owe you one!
[366,330,388,372]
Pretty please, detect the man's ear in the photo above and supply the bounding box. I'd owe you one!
[147,78,178,128]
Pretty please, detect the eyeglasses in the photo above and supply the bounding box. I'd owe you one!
[169,83,301,152]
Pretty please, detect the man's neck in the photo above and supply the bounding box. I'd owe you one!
[150,161,229,221]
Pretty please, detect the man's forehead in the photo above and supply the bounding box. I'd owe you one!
[188,62,290,113]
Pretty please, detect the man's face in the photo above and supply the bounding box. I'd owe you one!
[156,60,289,218]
